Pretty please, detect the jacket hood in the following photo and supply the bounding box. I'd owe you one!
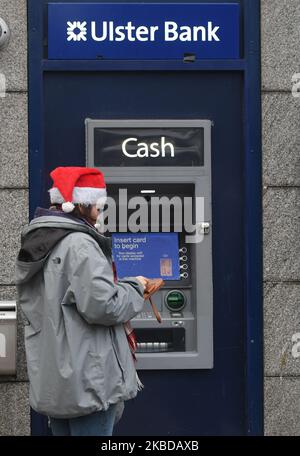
[16,214,112,284]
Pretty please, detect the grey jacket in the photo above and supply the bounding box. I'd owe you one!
[16,215,145,418]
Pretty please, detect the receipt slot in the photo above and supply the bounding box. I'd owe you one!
[0,301,17,375]
[86,119,213,369]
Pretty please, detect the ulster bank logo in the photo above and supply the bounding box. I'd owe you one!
[66,20,221,44]
[67,21,87,42]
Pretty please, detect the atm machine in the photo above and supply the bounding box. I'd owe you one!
[86,119,213,369]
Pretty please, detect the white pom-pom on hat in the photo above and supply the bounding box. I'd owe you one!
[62,202,75,213]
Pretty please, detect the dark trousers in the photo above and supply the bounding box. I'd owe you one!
[49,403,118,436]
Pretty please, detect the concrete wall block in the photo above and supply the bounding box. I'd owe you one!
[264,283,300,376]
[261,0,300,91]
[0,190,28,284]
[262,93,300,186]
[0,93,28,188]
[0,382,30,436]
[263,188,300,281]
[265,377,300,436]
[0,0,27,92]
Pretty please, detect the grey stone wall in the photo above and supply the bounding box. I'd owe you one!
[262,0,300,436]
[0,0,30,436]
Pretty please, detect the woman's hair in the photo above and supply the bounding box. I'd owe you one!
[71,204,93,220]
[50,203,95,224]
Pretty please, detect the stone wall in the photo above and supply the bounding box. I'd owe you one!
[261,0,300,436]
[0,0,30,436]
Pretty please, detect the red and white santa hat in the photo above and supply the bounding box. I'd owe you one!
[49,166,107,213]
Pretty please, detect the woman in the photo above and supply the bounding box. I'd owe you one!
[16,166,148,436]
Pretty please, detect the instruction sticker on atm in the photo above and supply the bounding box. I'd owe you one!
[112,233,180,280]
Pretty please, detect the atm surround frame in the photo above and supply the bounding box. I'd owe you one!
[28,0,262,436]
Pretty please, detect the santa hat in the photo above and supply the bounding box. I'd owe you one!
[49,167,107,213]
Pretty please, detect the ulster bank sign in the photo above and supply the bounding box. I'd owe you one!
[48,3,240,60]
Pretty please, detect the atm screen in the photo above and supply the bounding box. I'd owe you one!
[112,233,180,280]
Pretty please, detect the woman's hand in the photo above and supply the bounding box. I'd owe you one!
[135,276,148,290]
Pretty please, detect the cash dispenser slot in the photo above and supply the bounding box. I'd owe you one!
[134,328,185,353]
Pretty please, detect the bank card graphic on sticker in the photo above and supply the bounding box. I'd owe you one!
[112,233,180,280]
